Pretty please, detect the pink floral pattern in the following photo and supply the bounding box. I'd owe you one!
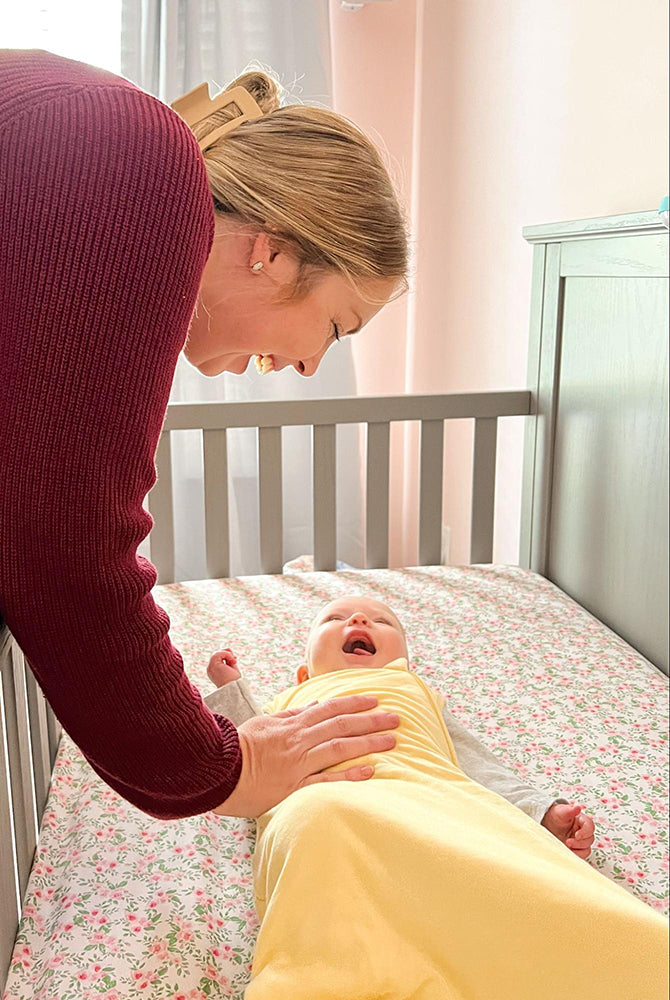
[4,565,668,999]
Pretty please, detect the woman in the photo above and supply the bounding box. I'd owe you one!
[0,49,407,820]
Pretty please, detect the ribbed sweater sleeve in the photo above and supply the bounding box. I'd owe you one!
[0,49,242,819]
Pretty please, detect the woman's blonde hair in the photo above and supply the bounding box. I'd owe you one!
[189,69,409,302]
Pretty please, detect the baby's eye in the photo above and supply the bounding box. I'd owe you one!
[325,615,343,621]
[375,619,392,625]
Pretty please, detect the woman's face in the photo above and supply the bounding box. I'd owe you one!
[183,224,398,377]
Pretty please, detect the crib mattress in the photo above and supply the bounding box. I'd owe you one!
[4,564,668,999]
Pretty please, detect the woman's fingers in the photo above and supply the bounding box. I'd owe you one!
[307,708,399,743]
[272,696,399,755]
[305,726,397,774]
[274,701,320,718]
[303,764,375,785]
[212,697,400,817]
[273,696,375,720]
[296,694,380,720]
[296,700,399,773]
[273,702,398,771]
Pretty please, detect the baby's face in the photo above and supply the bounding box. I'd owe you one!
[297,596,408,682]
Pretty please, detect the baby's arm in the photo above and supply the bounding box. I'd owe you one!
[203,651,263,726]
[441,704,568,824]
[204,677,262,725]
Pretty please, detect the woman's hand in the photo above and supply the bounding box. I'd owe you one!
[541,802,595,860]
[212,696,399,818]
[208,649,241,686]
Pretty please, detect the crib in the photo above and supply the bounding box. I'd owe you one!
[1,209,667,997]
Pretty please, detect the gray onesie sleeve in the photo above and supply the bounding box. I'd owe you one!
[204,677,260,726]
[441,703,569,824]
[204,680,568,825]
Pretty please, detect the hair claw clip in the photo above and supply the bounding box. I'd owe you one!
[171,83,263,151]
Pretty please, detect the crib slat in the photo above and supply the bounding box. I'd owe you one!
[366,422,390,568]
[0,629,59,994]
[419,420,444,565]
[258,427,283,574]
[203,429,230,579]
[0,632,20,996]
[313,424,337,571]
[45,704,61,769]
[11,648,38,899]
[1,640,38,905]
[471,417,498,563]
[24,667,51,821]
[148,432,175,584]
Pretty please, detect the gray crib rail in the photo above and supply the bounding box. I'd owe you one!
[0,626,61,992]
[148,391,531,583]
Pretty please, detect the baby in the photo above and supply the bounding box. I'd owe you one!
[206,595,594,856]
[203,596,667,1000]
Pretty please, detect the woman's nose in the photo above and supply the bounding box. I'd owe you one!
[294,355,320,377]
[295,341,331,377]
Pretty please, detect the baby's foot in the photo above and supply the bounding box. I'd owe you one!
[207,649,241,687]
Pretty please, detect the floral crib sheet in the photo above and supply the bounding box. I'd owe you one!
[5,564,668,1000]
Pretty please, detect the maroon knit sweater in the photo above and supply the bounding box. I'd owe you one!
[0,49,243,819]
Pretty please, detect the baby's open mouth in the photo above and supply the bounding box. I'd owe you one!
[342,638,376,657]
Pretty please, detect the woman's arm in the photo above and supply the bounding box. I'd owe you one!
[442,705,568,824]
[0,55,247,820]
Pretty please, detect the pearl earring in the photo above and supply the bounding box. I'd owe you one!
[251,261,263,271]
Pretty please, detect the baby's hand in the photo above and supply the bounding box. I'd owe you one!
[541,802,595,860]
[207,649,241,687]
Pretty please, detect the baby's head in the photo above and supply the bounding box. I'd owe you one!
[296,595,408,684]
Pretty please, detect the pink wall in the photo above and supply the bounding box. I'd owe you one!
[329,0,420,565]
[330,0,669,567]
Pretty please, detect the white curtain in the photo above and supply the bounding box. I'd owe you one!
[121,0,364,578]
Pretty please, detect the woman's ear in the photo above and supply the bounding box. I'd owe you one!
[249,230,272,267]
[249,231,299,287]
[297,664,309,684]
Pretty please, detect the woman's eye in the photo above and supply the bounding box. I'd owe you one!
[332,323,341,342]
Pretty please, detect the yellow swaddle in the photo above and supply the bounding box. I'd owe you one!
[246,659,668,1000]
